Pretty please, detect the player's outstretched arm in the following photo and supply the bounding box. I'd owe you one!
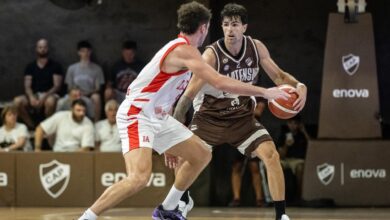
[174,45,289,100]
[255,39,307,111]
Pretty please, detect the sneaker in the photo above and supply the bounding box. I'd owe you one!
[178,194,194,218]
[280,214,290,220]
[152,204,186,220]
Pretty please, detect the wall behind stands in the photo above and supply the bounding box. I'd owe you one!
[0,0,389,135]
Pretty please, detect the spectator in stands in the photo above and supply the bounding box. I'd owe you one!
[34,99,94,152]
[56,86,94,120]
[65,40,105,122]
[0,105,32,152]
[278,114,310,201]
[229,100,266,207]
[13,38,63,129]
[104,40,144,102]
[95,99,121,152]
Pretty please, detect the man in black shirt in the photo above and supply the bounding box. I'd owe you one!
[13,38,63,129]
[104,40,144,102]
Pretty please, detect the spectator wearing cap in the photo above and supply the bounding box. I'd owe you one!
[104,40,145,102]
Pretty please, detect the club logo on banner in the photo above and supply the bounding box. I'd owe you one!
[39,160,71,199]
[342,54,360,76]
[317,163,335,185]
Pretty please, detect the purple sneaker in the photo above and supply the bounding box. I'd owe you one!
[152,204,186,220]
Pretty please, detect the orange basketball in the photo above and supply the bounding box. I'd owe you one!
[268,84,299,119]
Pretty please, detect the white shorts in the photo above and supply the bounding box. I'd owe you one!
[116,102,193,155]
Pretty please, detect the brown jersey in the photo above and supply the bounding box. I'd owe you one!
[193,35,261,120]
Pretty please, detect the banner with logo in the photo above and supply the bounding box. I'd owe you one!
[318,13,381,138]
[16,153,94,206]
[94,153,174,207]
[0,153,15,206]
[303,140,390,206]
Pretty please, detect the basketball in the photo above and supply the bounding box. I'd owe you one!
[268,84,300,119]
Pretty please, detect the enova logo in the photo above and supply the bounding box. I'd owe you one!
[332,89,369,98]
[0,172,7,187]
[101,172,166,187]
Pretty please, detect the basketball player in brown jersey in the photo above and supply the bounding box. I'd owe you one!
[165,3,307,220]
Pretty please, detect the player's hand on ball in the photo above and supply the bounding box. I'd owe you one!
[164,153,178,169]
[293,83,307,111]
[264,87,290,101]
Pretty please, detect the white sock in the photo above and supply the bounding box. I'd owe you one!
[162,185,185,210]
[78,208,98,220]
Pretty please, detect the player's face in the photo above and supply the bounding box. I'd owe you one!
[72,104,86,123]
[222,16,247,45]
[106,106,118,124]
[36,40,49,57]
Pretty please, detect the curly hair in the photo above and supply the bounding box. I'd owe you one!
[177,1,212,35]
[221,3,248,24]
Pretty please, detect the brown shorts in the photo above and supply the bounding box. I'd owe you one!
[189,114,273,157]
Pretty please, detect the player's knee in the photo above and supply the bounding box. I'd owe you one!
[125,171,151,190]
[262,148,280,167]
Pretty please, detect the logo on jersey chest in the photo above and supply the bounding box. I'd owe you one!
[227,67,259,82]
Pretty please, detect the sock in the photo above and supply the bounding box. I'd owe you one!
[162,185,185,210]
[274,200,286,220]
[180,190,190,204]
[78,208,97,220]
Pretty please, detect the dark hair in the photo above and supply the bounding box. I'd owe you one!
[71,99,87,108]
[221,3,248,24]
[122,40,137,50]
[1,104,17,122]
[177,1,212,35]
[77,40,92,50]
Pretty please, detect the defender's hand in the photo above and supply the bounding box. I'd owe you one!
[164,153,178,169]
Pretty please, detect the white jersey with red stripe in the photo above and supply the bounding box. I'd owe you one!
[125,35,192,120]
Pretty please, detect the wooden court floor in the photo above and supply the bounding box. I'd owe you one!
[1,207,390,220]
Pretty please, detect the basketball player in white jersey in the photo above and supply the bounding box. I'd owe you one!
[165,3,307,220]
[78,2,290,220]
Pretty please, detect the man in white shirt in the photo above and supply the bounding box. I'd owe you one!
[34,99,94,152]
[95,99,121,152]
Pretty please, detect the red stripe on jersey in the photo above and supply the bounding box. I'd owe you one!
[159,42,186,69]
[127,121,139,151]
[127,105,141,116]
[141,69,188,93]
[178,34,190,44]
[134,98,149,102]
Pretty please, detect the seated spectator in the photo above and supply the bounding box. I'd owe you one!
[104,40,144,102]
[0,105,32,152]
[278,114,310,201]
[95,99,121,152]
[13,38,63,129]
[56,86,94,119]
[34,99,94,152]
[65,40,105,122]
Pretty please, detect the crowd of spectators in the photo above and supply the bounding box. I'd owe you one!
[0,38,144,153]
